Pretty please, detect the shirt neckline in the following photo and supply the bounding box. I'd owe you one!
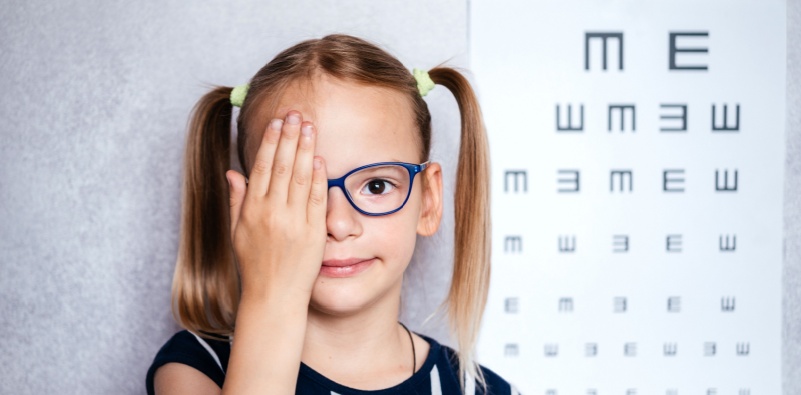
[298,332,442,394]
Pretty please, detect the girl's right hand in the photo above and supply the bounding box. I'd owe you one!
[225,111,328,302]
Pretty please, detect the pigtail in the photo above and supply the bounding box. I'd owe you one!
[171,86,240,338]
[428,67,492,391]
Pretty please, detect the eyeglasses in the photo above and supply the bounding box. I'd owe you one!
[328,161,429,216]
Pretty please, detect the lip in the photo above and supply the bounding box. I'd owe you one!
[320,257,375,278]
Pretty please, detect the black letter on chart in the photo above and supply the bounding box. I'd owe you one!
[624,342,637,356]
[559,235,576,253]
[712,103,740,132]
[608,104,636,132]
[558,170,580,192]
[504,297,519,314]
[614,296,627,312]
[660,104,688,132]
[715,169,738,192]
[585,32,624,70]
[666,234,683,253]
[544,343,559,357]
[504,343,519,357]
[668,296,682,312]
[663,169,686,192]
[585,343,598,357]
[504,170,527,193]
[613,235,629,253]
[720,234,737,252]
[610,170,633,192]
[559,297,574,312]
[736,342,750,356]
[669,31,709,71]
[663,343,678,356]
[556,104,584,132]
[504,236,523,254]
[721,296,736,312]
[704,341,717,356]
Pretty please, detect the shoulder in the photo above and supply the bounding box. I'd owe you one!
[145,330,231,395]
[421,334,521,395]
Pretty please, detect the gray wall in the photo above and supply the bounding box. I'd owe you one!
[1,0,799,394]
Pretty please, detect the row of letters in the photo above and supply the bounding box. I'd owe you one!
[503,341,751,357]
[502,169,739,193]
[503,235,738,253]
[503,297,738,314]
[539,390,752,395]
[555,103,740,132]
[583,31,711,71]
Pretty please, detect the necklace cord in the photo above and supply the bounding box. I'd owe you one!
[399,322,416,375]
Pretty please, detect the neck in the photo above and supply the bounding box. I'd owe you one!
[300,281,413,389]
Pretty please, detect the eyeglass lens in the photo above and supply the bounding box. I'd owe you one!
[343,165,412,214]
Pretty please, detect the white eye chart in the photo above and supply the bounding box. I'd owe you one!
[470,1,786,394]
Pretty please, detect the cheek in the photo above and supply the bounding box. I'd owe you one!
[370,196,422,264]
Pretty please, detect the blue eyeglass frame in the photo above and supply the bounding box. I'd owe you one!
[328,161,429,216]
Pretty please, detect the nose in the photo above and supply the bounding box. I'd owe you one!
[326,186,362,241]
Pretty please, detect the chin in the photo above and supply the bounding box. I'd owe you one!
[308,273,401,317]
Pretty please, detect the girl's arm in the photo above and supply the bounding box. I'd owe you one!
[223,112,328,395]
[154,363,220,395]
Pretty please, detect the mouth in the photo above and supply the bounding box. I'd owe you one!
[319,257,376,278]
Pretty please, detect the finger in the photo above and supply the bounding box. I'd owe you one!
[246,118,283,197]
[307,156,328,225]
[226,170,247,241]
[287,122,316,207]
[267,111,302,203]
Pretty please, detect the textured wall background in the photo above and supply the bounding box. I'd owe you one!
[1,0,799,394]
[0,1,466,393]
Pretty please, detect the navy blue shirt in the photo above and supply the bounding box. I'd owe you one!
[146,330,519,395]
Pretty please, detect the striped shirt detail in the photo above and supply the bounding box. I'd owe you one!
[191,332,223,373]
[464,371,476,395]
[430,364,443,395]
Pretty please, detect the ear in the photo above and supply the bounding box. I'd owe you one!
[416,162,443,237]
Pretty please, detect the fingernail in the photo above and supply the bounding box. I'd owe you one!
[270,119,283,130]
[287,113,301,125]
[302,124,313,137]
[313,158,321,170]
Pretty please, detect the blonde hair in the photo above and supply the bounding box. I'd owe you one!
[172,34,491,391]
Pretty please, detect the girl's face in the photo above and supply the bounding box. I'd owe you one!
[247,74,443,317]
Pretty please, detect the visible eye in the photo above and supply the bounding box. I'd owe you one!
[362,179,396,195]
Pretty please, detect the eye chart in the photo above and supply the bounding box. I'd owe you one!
[470,1,786,394]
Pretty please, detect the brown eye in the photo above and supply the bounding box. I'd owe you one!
[363,179,394,195]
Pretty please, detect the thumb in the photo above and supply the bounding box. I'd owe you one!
[226,170,247,241]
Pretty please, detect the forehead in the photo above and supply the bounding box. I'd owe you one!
[246,74,421,176]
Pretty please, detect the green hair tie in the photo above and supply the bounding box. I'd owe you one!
[413,68,435,97]
[230,83,250,107]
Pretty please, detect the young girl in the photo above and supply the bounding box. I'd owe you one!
[146,34,516,395]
